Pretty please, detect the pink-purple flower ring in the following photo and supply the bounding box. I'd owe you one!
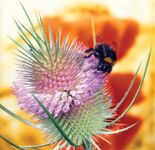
[0,3,151,150]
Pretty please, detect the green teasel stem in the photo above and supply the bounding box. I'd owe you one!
[0,135,24,150]
[0,104,39,129]
[0,134,52,149]
[102,122,138,135]
[20,142,51,149]
[111,63,142,114]
[111,49,151,125]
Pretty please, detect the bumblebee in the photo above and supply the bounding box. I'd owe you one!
[84,43,117,73]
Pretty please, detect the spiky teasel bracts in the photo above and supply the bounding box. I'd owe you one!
[0,3,151,150]
[13,8,113,147]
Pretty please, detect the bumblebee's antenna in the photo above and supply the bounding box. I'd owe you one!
[91,18,96,48]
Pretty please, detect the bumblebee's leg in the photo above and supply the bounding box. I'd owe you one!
[84,53,93,58]
[84,48,94,53]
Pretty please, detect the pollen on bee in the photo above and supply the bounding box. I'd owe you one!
[104,57,113,64]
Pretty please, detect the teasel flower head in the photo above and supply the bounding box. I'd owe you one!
[11,7,114,147]
[0,3,149,150]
